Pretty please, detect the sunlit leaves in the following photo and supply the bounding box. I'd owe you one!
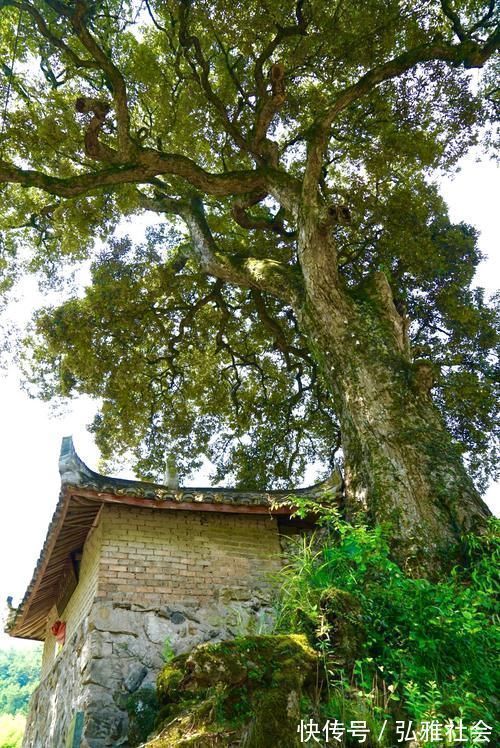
[22,231,338,486]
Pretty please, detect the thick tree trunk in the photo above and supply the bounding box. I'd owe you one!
[295,218,490,576]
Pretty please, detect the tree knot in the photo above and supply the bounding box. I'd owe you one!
[328,203,351,225]
[75,97,110,120]
[412,359,437,398]
[270,62,286,103]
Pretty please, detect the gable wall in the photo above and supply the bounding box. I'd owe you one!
[96,504,282,607]
[62,517,103,639]
[26,503,285,747]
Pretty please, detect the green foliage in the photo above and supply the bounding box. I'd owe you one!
[161,637,175,663]
[275,498,499,743]
[22,233,339,487]
[0,714,26,748]
[0,0,497,490]
[0,647,41,717]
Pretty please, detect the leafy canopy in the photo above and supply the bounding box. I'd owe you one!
[0,0,498,487]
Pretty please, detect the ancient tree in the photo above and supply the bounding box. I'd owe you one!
[0,0,499,571]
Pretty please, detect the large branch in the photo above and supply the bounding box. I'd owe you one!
[303,30,500,199]
[1,1,303,213]
[181,197,300,304]
[70,0,133,157]
[74,97,119,162]
[252,63,287,163]
[139,191,300,303]
[0,153,270,197]
[440,0,467,41]
[252,0,308,161]
[38,0,134,156]
[4,0,133,155]
[253,0,308,98]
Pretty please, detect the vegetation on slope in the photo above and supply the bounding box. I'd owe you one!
[273,498,499,746]
[141,635,317,747]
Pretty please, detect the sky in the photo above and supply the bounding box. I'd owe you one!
[0,151,498,651]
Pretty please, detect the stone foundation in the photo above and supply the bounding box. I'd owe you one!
[23,593,274,747]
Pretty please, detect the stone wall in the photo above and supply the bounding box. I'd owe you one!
[24,506,283,747]
[24,613,91,748]
[24,596,277,746]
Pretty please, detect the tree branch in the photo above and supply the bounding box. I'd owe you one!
[232,192,296,237]
[139,191,299,302]
[214,35,253,110]
[440,0,467,41]
[470,1,497,34]
[253,0,308,98]
[303,31,500,200]
[0,153,269,197]
[69,0,134,157]
[0,0,99,71]
[252,1,309,160]
[74,96,119,162]
[178,1,250,155]
[252,63,286,163]
[181,196,299,303]
[250,289,311,363]
[0,1,304,217]
[5,0,134,156]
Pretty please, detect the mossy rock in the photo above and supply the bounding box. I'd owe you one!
[144,635,318,747]
[121,687,159,746]
[157,653,189,702]
[318,588,365,668]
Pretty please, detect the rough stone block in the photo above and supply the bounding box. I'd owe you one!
[90,605,142,636]
[82,658,125,688]
[144,612,174,645]
[124,664,148,693]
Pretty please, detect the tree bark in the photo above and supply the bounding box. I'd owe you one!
[295,218,491,576]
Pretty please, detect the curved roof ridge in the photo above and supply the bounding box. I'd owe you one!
[59,435,343,499]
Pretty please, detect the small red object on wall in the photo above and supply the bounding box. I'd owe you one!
[51,620,66,645]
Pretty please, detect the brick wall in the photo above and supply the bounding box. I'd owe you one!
[97,505,282,606]
[63,519,103,637]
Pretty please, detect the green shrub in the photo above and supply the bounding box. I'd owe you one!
[275,495,499,745]
[161,637,175,663]
[0,714,26,748]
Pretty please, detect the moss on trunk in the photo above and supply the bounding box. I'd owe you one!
[295,255,490,576]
